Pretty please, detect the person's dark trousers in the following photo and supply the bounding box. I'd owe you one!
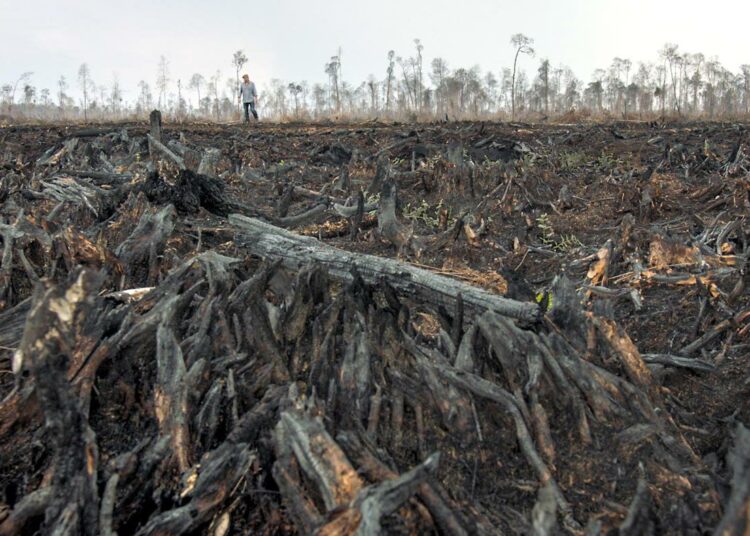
[243,101,258,121]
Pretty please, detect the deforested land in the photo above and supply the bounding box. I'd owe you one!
[0,116,749,535]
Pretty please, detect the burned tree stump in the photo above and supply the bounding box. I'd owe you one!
[149,110,162,143]
[377,176,420,255]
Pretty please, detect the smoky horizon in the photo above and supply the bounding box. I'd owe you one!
[1,0,749,121]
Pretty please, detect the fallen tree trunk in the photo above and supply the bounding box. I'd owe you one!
[61,169,133,184]
[229,214,540,322]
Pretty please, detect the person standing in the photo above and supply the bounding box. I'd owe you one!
[238,74,258,122]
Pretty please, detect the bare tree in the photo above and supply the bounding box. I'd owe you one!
[176,79,186,118]
[621,58,633,115]
[538,59,550,114]
[137,80,153,113]
[741,64,750,115]
[97,84,107,111]
[563,68,580,111]
[510,34,534,120]
[325,55,341,112]
[288,83,303,117]
[188,73,205,113]
[385,50,395,115]
[397,56,417,111]
[156,55,170,109]
[57,76,68,109]
[414,39,424,111]
[0,86,10,110]
[78,64,92,120]
[209,70,221,121]
[367,75,379,113]
[225,76,237,108]
[23,84,36,106]
[430,57,449,116]
[40,88,51,107]
[337,46,343,84]
[660,43,680,114]
[484,71,498,113]
[110,76,122,117]
[232,50,248,114]
[685,53,704,114]
[7,72,33,114]
[312,83,326,117]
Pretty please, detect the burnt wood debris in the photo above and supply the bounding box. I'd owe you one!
[0,115,749,535]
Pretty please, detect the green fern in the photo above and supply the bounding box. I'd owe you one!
[537,213,582,252]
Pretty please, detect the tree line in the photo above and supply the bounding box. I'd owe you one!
[3,36,750,122]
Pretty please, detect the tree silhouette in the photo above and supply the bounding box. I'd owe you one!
[7,72,33,114]
[189,74,205,112]
[510,34,534,120]
[156,55,170,109]
[232,50,248,114]
[78,64,91,120]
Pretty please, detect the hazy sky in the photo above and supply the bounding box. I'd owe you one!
[2,0,749,103]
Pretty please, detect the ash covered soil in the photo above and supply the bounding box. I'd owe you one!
[0,119,749,535]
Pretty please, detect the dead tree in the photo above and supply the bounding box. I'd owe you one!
[229,214,540,322]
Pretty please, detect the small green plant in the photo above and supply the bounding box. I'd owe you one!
[559,151,588,171]
[403,198,455,228]
[596,151,620,170]
[404,200,427,221]
[537,213,555,246]
[536,213,583,253]
[556,234,584,252]
[519,153,536,170]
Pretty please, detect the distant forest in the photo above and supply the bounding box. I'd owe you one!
[3,36,750,122]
